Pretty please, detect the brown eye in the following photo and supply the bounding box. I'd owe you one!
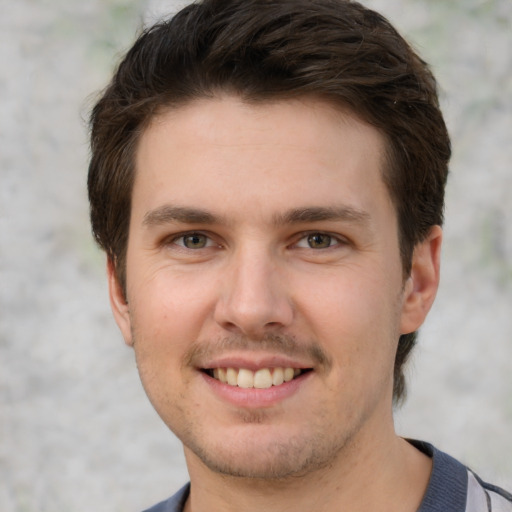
[182,233,209,249]
[307,233,332,249]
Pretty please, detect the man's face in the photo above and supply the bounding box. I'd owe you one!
[110,95,433,479]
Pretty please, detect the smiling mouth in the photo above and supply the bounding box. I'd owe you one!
[203,367,311,389]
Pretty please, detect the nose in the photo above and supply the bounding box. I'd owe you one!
[213,247,294,338]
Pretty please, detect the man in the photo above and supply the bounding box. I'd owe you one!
[87,0,512,510]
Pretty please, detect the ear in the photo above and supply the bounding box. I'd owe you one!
[400,226,442,334]
[107,257,134,347]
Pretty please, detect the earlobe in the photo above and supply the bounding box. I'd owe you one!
[107,258,134,346]
[400,226,443,334]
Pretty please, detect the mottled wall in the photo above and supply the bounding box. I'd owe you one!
[1,0,510,510]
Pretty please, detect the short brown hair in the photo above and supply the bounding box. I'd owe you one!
[88,0,451,405]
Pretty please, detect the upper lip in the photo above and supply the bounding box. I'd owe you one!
[198,353,313,372]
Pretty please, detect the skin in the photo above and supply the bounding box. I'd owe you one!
[109,95,442,512]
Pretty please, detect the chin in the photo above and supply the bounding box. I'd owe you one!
[185,431,343,480]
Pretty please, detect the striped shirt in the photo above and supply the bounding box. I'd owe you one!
[412,441,512,512]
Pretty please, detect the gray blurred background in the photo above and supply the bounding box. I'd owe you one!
[1,0,511,510]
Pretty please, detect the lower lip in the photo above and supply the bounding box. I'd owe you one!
[201,371,312,408]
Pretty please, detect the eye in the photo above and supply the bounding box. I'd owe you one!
[174,232,213,249]
[296,232,338,249]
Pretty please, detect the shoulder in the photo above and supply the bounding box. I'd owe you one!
[410,440,512,512]
[141,484,190,512]
[468,470,512,512]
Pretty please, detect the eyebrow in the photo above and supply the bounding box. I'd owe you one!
[273,206,371,226]
[142,204,370,228]
[143,206,220,226]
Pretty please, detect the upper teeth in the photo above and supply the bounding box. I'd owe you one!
[211,367,301,389]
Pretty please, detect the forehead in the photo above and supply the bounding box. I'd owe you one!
[133,95,392,223]
[145,95,385,159]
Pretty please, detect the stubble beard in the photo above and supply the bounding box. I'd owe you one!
[178,334,343,480]
[180,402,360,485]
[172,385,363,483]
[133,330,367,482]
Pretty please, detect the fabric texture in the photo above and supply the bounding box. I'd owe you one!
[142,442,512,512]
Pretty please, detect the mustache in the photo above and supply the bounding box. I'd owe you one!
[183,333,332,371]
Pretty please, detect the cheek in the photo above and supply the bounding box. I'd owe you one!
[297,268,401,361]
[131,263,210,314]
[128,269,214,356]
[302,267,398,324]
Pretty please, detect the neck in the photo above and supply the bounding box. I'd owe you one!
[183,431,432,512]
